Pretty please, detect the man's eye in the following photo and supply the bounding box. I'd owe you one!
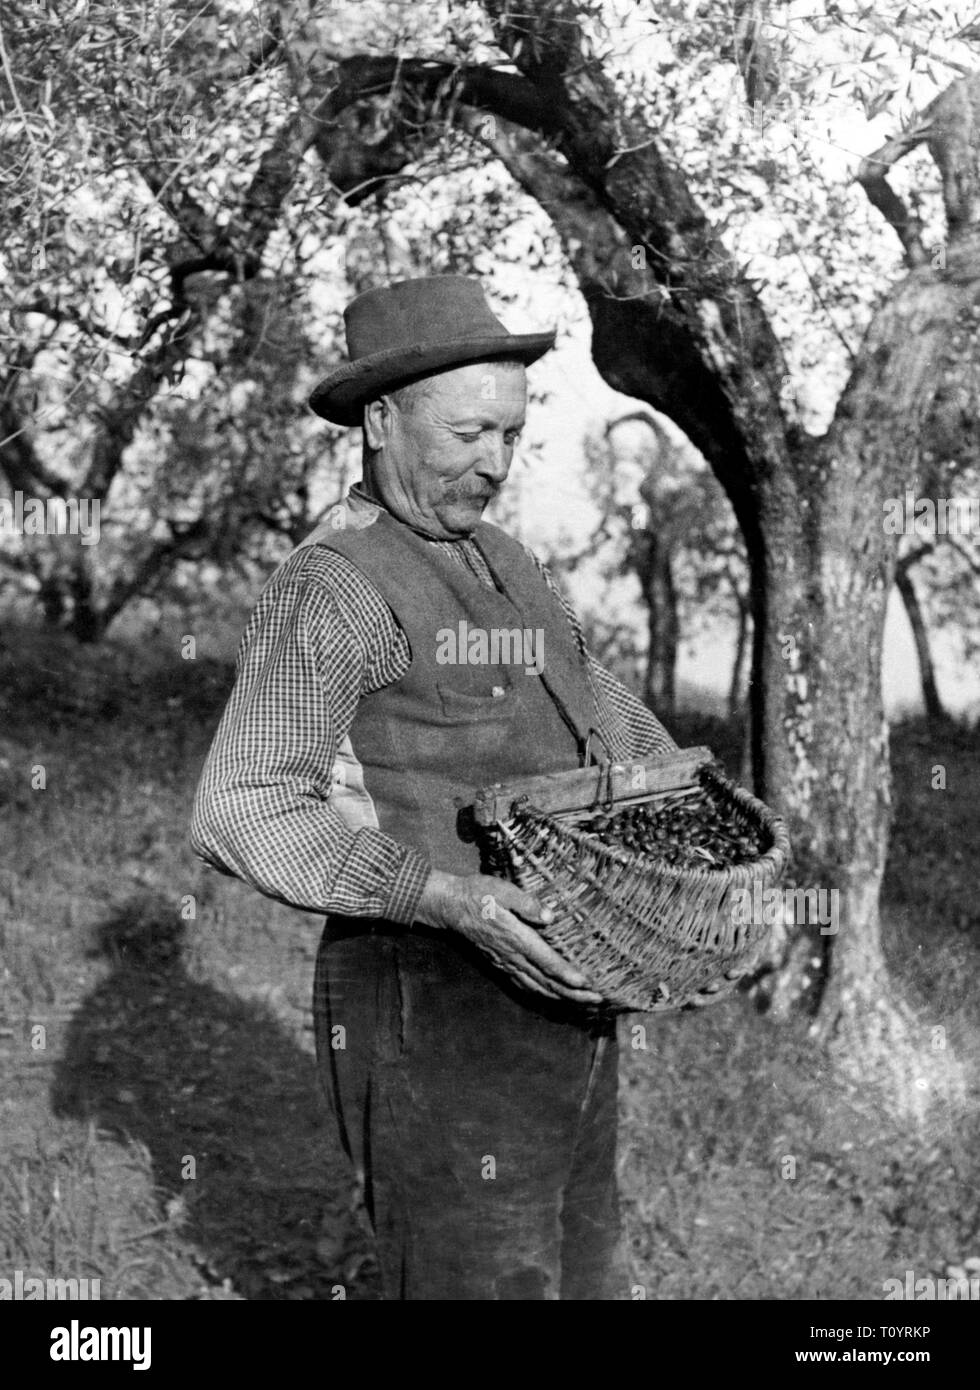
[454,428,522,444]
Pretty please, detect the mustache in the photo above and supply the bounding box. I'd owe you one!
[443,482,500,504]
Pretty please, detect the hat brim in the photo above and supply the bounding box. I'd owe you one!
[308,331,556,425]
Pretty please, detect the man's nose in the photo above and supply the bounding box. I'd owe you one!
[475,433,511,484]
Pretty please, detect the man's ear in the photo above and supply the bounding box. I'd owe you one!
[363,397,390,451]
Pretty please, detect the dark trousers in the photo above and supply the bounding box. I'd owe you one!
[313,922,627,1300]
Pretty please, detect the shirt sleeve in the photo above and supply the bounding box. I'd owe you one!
[527,548,679,761]
[190,548,431,924]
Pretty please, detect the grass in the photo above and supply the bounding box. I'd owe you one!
[1,622,978,1300]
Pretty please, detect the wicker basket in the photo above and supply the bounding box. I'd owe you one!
[472,746,791,1013]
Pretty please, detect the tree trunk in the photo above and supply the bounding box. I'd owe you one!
[755,432,894,1034]
[894,560,947,720]
[38,574,68,630]
[758,241,980,1090]
[636,532,678,715]
[69,601,109,645]
[66,549,107,645]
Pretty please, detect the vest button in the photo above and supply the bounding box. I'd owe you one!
[491,685,506,698]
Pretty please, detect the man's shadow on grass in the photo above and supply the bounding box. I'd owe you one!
[50,893,380,1300]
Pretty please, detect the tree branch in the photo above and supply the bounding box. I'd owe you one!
[855,118,933,268]
[82,59,374,500]
[895,539,936,574]
[857,74,980,267]
[99,515,212,628]
[605,410,674,455]
[469,6,793,488]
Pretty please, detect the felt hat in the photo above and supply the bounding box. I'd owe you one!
[308,275,556,425]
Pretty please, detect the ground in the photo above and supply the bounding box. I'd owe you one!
[1,626,978,1300]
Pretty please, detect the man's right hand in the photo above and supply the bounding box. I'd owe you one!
[415,869,604,1007]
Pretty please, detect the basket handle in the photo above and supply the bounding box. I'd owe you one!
[583,727,618,810]
[583,725,614,769]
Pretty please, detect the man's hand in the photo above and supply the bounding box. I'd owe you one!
[415,869,604,1006]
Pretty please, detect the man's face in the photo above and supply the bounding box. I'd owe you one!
[362,360,527,539]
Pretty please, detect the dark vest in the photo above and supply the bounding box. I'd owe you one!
[310,508,596,875]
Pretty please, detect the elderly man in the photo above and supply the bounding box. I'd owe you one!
[192,275,677,1301]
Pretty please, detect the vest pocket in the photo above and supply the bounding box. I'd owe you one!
[436,679,517,724]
